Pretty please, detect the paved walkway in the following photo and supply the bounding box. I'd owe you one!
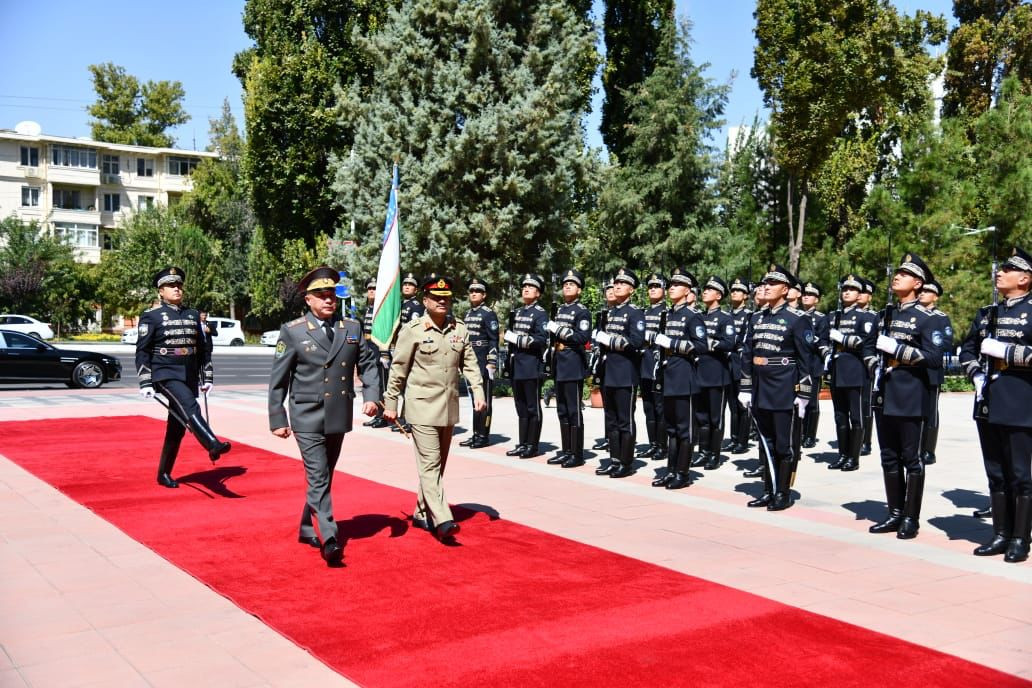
[1,386,1029,686]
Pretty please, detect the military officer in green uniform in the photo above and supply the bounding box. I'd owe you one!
[384,273,487,543]
[268,266,381,567]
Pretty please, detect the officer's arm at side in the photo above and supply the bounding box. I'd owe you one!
[384,324,415,414]
[267,324,297,431]
[461,331,486,405]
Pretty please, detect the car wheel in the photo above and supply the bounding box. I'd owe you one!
[71,361,105,389]
[231,338,244,346]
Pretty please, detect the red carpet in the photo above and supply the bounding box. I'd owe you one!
[0,416,1025,688]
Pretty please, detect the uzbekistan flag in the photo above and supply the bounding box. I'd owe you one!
[370,164,402,349]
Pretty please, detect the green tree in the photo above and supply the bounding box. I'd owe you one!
[589,19,735,279]
[98,206,228,316]
[332,0,598,302]
[87,63,189,147]
[246,226,331,321]
[0,218,86,331]
[942,0,1032,118]
[752,1,946,273]
[601,0,674,159]
[233,0,396,253]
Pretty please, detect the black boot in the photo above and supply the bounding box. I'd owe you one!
[653,437,677,487]
[459,434,476,447]
[870,469,904,533]
[732,410,750,453]
[801,404,819,448]
[666,438,694,490]
[1004,495,1031,563]
[562,425,585,468]
[896,471,925,539]
[549,423,571,464]
[188,413,231,462]
[691,424,709,467]
[747,462,772,507]
[653,420,668,460]
[596,431,621,474]
[704,429,722,470]
[861,418,873,455]
[520,417,542,458]
[973,504,993,519]
[920,423,938,465]
[840,426,864,472]
[974,492,1011,556]
[828,422,849,469]
[156,422,184,488]
[768,460,795,511]
[637,421,657,457]
[609,433,636,478]
[506,417,529,456]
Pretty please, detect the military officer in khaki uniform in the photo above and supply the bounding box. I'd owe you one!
[384,273,487,542]
[268,266,381,567]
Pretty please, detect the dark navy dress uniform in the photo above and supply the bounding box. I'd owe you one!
[653,266,709,488]
[870,254,944,540]
[640,274,668,459]
[595,268,646,477]
[727,278,754,454]
[462,278,499,447]
[740,264,819,511]
[361,281,388,427]
[919,281,953,465]
[959,247,1032,562]
[136,267,230,488]
[859,278,877,453]
[505,274,549,457]
[694,277,736,470]
[801,282,831,448]
[546,269,592,467]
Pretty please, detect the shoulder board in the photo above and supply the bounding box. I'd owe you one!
[341,316,359,325]
[933,308,947,316]
[788,307,804,315]
[144,305,161,312]
[287,316,308,327]
[816,310,826,317]
[531,304,544,311]
[629,303,642,310]
[407,318,424,329]
[916,304,933,314]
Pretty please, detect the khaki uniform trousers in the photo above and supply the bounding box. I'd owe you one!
[409,424,455,526]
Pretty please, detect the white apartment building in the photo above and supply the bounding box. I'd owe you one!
[0,122,217,263]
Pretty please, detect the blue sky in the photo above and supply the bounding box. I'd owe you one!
[0,1,953,152]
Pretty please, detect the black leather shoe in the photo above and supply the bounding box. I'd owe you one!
[690,452,707,468]
[973,506,992,519]
[561,455,585,468]
[801,437,816,449]
[827,455,846,470]
[922,452,936,465]
[411,518,432,532]
[665,472,691,490]
[860,443,872,456]
[973,534,1009,556]
[298,535,321,548]
[652,472,673,487]
[592,438,609,450]
[595,462,615,475]
[1005,539,1030,563]
[157,473,179,488]
[208,440,232,463]
[609,464,634,479]
[363,417,381,427]
[547,452,569,465]
[470,435,489,448]
[767,493,793,511]
[636,444,656,459]
[519,445,541,459]
[743,466,764,478]
[435,521,460,541]
[839,457,859,472]
[320,537,344,566]
[731,442,749,455]
[506,445,527,457]
[704,453,721,470]
[896,517,920,539]
[459,436,476,447]
[747,493,772,508]
[869,511,903,534]
[370,417,389,428]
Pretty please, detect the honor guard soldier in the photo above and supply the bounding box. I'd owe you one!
[362,277,389,429]
[460,277,499,448]
[591,278,618,451]
[399,271,426,324]
[869,253,944,540]
[739,264,819,510]
[545,269,593,467]
[652,268,708,489]
[727,278,753,455]
[592,268,646,478]
[693,276,736,470]
[858,278,877,455]
[503,273,549,458]
[639,272,669,460]
[917,280,953,465]
[268,267,381,566]
[827,275,878,471]
[742,281,770,479]
[137,266,231,488]
[800,282,831,448]
[960,247,1032,563]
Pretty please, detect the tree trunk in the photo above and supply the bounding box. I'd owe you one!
[786,176,807,275]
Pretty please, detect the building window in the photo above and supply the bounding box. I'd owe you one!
[21,186,41,207]
[136,157,154,177]
[138,195,154,210]
[101,154,120,175]
[53,188,84,210]
[51,145,97,170]
[102,231,120,250]
[103,193,121,212]
[53,222,99,248]
[20,146,39,167]
[167,156,199,176]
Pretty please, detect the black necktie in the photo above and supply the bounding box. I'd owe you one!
[324,320,334,342]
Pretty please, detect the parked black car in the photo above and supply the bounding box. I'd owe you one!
[0,329,122,388]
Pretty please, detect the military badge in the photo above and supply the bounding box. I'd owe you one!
[139,324,149,336]
[274,340,287,358]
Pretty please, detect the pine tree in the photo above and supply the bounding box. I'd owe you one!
[331,0,598,298]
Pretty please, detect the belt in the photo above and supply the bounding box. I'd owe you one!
[753,356,795,366]
[471,340,490,347]
[363,334,371,340]
[158,347,196,356]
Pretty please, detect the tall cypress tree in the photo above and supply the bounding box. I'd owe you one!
[331,0,598,296]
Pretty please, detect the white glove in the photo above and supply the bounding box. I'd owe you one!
[738,391,751,407]
[829,328,844,344]
[823,353,832,372]
[200,382,213,393]
[972,371,986,401]
[980,337,1008,359]
[644,330,657,344]
[380,354,391,369]
[594,331,613,347]
[794,396,808,418]
[139,387,154,400]
[486,364,496,381]
[654,333,673,349]
[876,334,898,355]
[546,320,560,334]
[503,330,519,345]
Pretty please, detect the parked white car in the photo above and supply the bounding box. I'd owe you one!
[0,314,55,340]
[260,329,280,346]
[122,317,246,346]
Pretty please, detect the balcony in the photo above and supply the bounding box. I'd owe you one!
[48,166,100,186]
[18,166,44,179]
[50,207,101,225]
